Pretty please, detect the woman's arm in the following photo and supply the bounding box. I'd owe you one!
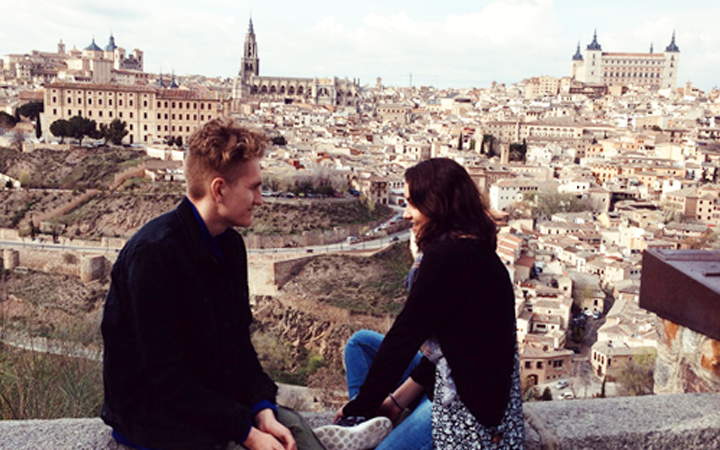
[376,377,426,423]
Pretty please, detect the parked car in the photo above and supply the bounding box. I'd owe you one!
[558,392,574,400]
[592,310,601,320]
[555,380,569,390]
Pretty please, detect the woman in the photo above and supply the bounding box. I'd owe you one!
[335,158,524,449]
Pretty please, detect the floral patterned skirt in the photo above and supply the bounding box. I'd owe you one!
[430,352,525,450]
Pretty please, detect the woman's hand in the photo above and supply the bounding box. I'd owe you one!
[333,405,346,423]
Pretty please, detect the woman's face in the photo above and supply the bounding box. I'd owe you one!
[403,183,430,236]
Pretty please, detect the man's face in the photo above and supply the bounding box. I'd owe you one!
[217,158,263,228]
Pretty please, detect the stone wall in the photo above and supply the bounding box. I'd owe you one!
[654,316,720,394]
[1,394,718,450]
[639,249,720,395]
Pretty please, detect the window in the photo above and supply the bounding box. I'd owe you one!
[171,126,175,132]
[119,112,123,118]
[200,103,205,110]
[172,114,175,120]
[144,124,148,131]
[109,99,113,106]
[157,113,161,119]
[143,101,148,107]
[88,98,92,105]
[143,112,147,119]
[525,361,531,369]
[129,100,134,107]
[536,362,543,369]
[157,101,161,108]
[130,112,133,118]
[67,109,72,115]
[109,111,113,117]
[164,113,168,119]
[119,100,123,106]
[99,111,103,117]
[172,102,176,108]
[129,124,133,130]
[52,96,57,103]
[178,102,182,109]
[99,99,103,105]
[67,98,72,104]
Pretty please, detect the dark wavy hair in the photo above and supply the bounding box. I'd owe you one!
[405,158,497,252]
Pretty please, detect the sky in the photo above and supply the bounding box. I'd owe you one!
[2,0,720,91]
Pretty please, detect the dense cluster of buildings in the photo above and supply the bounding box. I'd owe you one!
[2,22,719,395]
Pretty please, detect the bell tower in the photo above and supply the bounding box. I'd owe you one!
[241,18,259,81]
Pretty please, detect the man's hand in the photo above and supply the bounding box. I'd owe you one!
[243,427,288,450]
[254,409,297,450]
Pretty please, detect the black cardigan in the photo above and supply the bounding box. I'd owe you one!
[101,198,277,450]
[342,237,517,428]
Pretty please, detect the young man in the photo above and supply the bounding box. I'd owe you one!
[101,118,322,450]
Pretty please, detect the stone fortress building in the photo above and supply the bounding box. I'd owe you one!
[571,30,680,89]
[231,18,361,108]
[3,34,148,85]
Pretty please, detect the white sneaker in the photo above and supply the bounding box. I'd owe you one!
[313,416,393,450]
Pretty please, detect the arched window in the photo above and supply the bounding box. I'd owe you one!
[269,85,277,94]
[288,86,295,95]
[260,85,268,94]
[297,86,304,95]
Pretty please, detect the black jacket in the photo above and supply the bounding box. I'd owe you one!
[342,237,517,428]
[101,198,277,450]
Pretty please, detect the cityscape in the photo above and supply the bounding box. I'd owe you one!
[0,6,719,449]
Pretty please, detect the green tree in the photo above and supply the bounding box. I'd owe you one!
[0,111,18,131]
[541,387,553,401]
[18,101,44,139]
[615,349,656,396]
[99,119,128,145]
[50,119,70,143]
[18,101,44,121]
[509,140,527,163]
[67,116,99,146]
[270,135,287,146]
[531,190,591,221]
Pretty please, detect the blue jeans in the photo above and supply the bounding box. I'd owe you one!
[344,330,433,450]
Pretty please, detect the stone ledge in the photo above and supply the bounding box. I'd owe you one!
[1,394,718,450]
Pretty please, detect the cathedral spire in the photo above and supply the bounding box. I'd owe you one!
[240,16,259,79]
[572,41,583,60]
[587,29,602,51]
[665,30,679,52]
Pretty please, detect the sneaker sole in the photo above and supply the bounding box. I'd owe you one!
[314,417,393,450]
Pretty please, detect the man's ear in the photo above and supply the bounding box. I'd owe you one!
[209,177,226,203]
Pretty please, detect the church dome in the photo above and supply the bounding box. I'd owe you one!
[85,38,102,51]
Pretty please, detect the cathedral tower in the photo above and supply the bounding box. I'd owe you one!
[241,18,259,81]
